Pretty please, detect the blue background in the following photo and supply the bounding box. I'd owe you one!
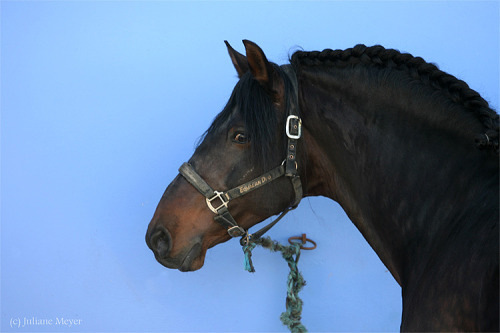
[1,1,498,332]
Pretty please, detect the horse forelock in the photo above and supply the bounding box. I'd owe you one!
[291,44,499,153]
[199,65,295,168]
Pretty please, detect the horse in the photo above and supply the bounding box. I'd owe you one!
[146,40,499,332]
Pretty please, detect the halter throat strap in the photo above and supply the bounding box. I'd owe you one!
[178,65,302,240]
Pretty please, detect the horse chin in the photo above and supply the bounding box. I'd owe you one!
[179,243,205,272]
[155,242,205,272]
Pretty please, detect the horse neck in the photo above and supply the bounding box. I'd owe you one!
[298,66,498,286]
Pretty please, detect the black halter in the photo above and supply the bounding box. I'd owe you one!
[178,65,302,244]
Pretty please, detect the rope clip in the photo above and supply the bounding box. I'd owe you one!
[240,232,251,246]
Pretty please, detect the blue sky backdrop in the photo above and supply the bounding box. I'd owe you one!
[1,1,498,332]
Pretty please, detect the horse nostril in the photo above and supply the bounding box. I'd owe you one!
[156,237,170,258]
[149,227,172,259]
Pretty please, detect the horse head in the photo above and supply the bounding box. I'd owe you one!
[146,41,304,271]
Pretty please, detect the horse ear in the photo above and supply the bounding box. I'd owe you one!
[225,40,248,78]
[242,40,274,90]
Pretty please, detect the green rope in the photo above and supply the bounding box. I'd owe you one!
[242,237,307,333]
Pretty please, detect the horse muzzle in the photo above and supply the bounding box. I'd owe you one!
[146,226,203,272]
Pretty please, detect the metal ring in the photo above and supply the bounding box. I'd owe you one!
[288,234,317,250]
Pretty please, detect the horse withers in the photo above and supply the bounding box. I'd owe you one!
[146,40,499,331]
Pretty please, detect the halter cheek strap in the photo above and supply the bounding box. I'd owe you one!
[178,65,302,242]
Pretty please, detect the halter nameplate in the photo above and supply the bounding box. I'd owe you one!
[240,175,272,194]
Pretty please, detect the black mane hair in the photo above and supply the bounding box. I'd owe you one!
[202,64,296,168]
[291,44,499,152]
[202,44,498,170]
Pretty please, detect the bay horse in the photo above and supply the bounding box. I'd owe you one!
[146,40,499,331]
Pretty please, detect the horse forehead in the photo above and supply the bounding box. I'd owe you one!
[188,142,238,185]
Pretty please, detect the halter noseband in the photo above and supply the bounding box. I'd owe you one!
[178,65,302,244]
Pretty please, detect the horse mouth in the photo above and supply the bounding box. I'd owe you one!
[155,243,203,272]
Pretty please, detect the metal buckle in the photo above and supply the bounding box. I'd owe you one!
[206,191,228,214]
[286,115,302,140]
[227,225,246,238]
[240,233,252,246]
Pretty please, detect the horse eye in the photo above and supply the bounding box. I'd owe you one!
[233,132,249,144]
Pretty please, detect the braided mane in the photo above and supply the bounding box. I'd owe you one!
[291,45,499,153]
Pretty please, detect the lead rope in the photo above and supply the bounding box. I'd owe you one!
[242,237,307,333]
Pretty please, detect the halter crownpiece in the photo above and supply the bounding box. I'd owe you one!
[178,65,302,243]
